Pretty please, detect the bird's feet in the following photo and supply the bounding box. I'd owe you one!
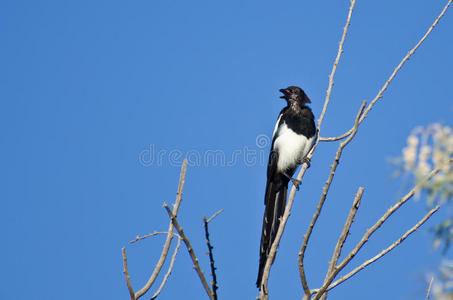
[283,172,301,190]
[291,178,301,190]
[300,157,311,168]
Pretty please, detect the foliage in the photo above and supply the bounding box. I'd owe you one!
[397,123,453,250]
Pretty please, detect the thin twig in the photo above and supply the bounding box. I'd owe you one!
[319,133,351,142]
[203,211,223,300]
[319,188,364,300]
[207,209,224,223]
[151,237,182,300]
[128,231,180,245]
[164,203,213,299]
[298,101,366,298]
[328,188,364,277]
[134,159,188,299]
[324,206,439,293]
[257,2,357,298]
[317,0,357,131]
[425,276,434,300]
[122,247,136,300]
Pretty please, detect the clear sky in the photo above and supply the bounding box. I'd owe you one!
[1,0,453,299]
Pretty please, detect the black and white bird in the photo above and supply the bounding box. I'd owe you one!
[257,86,317,288]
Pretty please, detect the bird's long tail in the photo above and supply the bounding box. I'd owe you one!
[257,174,288,288]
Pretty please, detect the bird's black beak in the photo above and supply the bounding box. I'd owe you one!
[279,88,288,99]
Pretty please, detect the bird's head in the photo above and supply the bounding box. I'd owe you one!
[279,86,311,105]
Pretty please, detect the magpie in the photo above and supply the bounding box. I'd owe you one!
[257,86,317,288]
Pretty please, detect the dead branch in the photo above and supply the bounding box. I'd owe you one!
[298,101,365,299]
[318,133,351,142]
[122,247,136,300]
[207,209,224,223]
[151,237,182,300]
[129,231,180,245]
[317,0,357,130]
[164,203,213,299]
[129,158,188,299]
[320,0,452,143]
[327,188,364,278]
[310,163,449,300]
[425,276,434,300]
[324,206,439,293]
[318,188,364,300]
[203,210,224,300]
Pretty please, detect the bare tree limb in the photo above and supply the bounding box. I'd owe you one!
[425,276,434,300]
[134,158,188,299]
[336,166,447,271]
[328,188,364,277]
[324,206,439,293]
[128,231,181,245]
[164,203,213,299]
[317,0,357,131]
[207,209,224,223]
[320,0,452,145]
[203,210,224,300]
[359,0,452,124]
[338,0,453,141]
[298,101,366,297]
[319,187,364,300]
[151,237,182,300]
[122,247,136,300]
[311,164,449,300]
[319,133,351,142]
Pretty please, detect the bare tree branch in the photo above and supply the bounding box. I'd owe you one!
[122,247,136,300]
[336,166,447,271]
[311,164,449,300]
[164,203,213,299]
[317,0,357,131]
[134,158,188,299]
[318,188,364,300]
[320,0,452,145]
[359,0,452,124]
[129,231,181,245]
[338,0,453,142]
[318,133,351,142]
[207,209,224,223]
[151,237,182,300]
[325,206,439,293]
[425,276,434,300]
[328,188,364,276]
[203,210,224,300]
[298,101,366,297]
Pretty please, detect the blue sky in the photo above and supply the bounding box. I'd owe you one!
[1,0,453,299]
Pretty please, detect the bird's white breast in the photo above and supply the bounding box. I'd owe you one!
[273,122,315,172]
